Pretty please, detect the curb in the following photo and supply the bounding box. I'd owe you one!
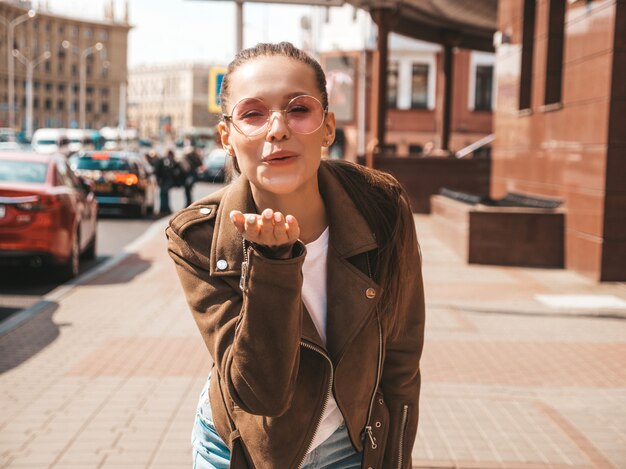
[0,216,170,337]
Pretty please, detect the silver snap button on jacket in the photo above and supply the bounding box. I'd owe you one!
[216,259,228,271]
[199,207,212,215]
[366,288,376,299]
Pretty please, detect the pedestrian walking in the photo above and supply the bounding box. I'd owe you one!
[154,149,182,215]
[166,42,425,469]
[182,142,205,207]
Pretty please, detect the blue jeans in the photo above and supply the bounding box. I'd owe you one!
[191,375,362,468]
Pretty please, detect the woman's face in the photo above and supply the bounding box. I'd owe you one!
[219,56,335,196]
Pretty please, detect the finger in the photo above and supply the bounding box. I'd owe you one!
[259,208,275,240]
[244,213,261,240]
[229,210,245,233]
[285,214,300,242]
[272,212,289,244]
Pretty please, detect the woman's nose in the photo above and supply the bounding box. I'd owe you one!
[265,111,290,142]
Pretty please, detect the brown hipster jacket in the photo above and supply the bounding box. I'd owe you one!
[166,160,425,469]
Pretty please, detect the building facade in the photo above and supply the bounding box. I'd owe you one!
[0,0,130,132]
[494,0,625,280]
[313,5,495,160]
[127,63,221,140]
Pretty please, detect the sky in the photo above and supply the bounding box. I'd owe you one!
[45,0,315,66]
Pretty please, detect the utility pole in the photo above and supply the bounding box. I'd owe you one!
[12,49,51,139]
[0,9,36,129]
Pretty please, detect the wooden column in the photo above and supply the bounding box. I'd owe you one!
[368,8,391,168]
[441,43,453,151]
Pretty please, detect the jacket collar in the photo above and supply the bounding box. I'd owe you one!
[210,160,378,277]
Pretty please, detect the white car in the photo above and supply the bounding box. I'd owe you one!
[32,128,70,156]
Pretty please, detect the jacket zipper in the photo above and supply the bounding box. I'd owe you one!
[297,340,334,469]
[397,404,409,469]
[363,311,383,449]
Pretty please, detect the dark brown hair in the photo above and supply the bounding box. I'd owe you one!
[220,42,328,114]
[326,160,420,339]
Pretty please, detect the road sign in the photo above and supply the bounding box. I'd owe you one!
[209,67,227,114]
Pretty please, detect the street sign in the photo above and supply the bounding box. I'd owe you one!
[209,67,227,114]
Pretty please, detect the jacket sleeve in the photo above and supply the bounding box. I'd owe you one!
[380,194,426,469]
[166,219,306,417]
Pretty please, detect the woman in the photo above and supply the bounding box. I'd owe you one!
[167,42,425,469]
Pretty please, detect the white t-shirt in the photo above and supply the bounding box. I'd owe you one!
[301,226,344,452]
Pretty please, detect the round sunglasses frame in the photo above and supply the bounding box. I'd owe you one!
[222,94,328,138]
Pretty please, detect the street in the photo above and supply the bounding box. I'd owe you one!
[0,182,223,324]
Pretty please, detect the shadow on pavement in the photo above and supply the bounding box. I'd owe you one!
[83,252,153,286]
[0,300,62,374]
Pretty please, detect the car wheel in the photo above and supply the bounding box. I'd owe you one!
[58,231,80,281]
[82,231,97,260]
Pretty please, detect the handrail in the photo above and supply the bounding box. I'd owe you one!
[455,133,495,159]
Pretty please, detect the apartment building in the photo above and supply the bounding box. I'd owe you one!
[0,0,130,132]
[127,63,222,140]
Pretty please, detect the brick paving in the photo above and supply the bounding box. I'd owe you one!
[1,213,625,468]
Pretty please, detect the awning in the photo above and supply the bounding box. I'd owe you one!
[346,0,498,51]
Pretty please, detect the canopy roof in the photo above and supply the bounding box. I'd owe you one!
[347,0,498,51]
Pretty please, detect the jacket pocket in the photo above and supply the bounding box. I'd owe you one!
[361,391,389,469]
[396,404,410,469]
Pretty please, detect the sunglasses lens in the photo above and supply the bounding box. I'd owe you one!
[231,98,270,136]
[285,96,324,134]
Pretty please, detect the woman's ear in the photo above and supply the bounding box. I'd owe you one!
[323,111,336,147]
[218,121,234,156]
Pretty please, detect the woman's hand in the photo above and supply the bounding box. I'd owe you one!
[230,208,300,259]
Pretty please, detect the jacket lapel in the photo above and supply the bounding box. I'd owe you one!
[318,163,382,365]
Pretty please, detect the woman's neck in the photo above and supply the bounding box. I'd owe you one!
[251,178,327,244]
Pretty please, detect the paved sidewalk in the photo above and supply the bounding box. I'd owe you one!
[1,214,625,469]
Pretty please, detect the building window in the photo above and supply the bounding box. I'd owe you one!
[410,64,429,109]
[58,100,64,110]
[44,41,50,51]
[72,100,78,111]
[71,25,78,37]
[86,102,93,112]
[101,87,109,97]
[86,66,92,77]
[387,61,399,109]
[34,98,39,109]
[544,0,565,105]
[101,103,109,113]
[58,84,65,92]
[85,28,93,38]
[71,64,78,75]
[72,46,78,57]
[100,30,109,41]
[519,0,536,110]
[474,65,494,111]
[44,61,51,73]
[58,62,64,73]
[45,99,52,110]
[59,25,64,34]
[33,80,39,90]
[45,82,53,92]
[86,86,93,95]
[101,67,108,79]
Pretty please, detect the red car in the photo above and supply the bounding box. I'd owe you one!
[0,152,98,280]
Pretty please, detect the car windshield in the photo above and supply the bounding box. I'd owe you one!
[36,139,58,145]
[75,156,131,171]
[0,161,48,183]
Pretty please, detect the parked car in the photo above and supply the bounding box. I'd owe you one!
[70,151,156,218]
[200,149,228,183]
[0,151,98,280]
